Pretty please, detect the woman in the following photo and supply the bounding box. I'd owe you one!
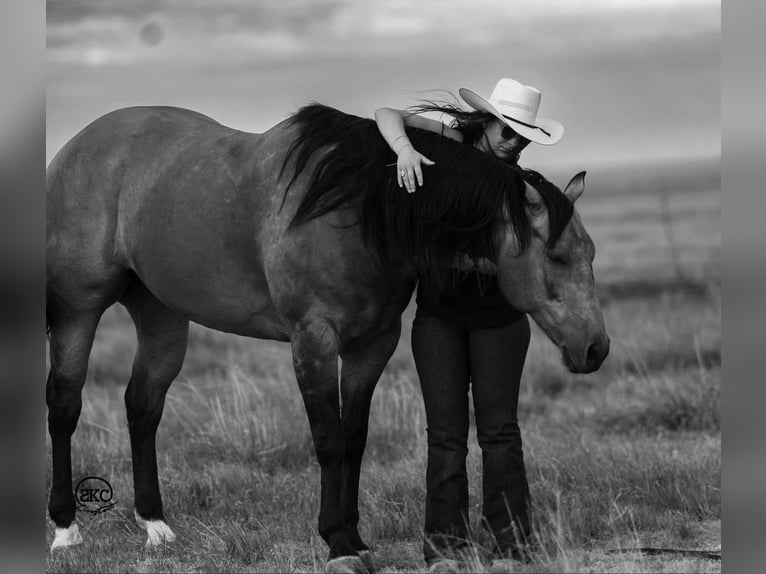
[375,78,564,573]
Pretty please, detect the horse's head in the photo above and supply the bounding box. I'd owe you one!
[496,172,609,374]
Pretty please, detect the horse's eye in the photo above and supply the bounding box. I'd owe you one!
[549,254,567,266]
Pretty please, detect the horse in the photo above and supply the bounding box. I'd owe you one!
[46,103,609,572]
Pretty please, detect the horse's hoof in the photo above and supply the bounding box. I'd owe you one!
[50,523,83,549]
[358,550,375,573]
[325,555,369,574]
[134,510,176,547]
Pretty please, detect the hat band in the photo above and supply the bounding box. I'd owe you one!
[501,113,552,138]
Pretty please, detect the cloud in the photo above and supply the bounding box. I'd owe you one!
[46,0,720,167]
[46,0,719,66]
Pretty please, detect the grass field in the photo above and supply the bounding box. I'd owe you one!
[45,157,721,573]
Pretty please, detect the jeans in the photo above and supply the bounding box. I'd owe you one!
[412,307,531,562]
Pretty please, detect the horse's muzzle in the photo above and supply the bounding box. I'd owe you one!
[562,333,610,374]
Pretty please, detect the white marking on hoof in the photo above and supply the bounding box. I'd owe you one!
[325,555,368,574]
[134,509,176,547]
[358,550,375,573]
[51,523,83,549]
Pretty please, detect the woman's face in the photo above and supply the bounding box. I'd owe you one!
[478,119,531,165]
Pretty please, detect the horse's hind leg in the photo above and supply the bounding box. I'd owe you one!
[120,283,189,547]
[47,304,106,549]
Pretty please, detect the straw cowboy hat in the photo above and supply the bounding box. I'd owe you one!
[459,78,564,145]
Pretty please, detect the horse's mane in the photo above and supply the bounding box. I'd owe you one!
[280,103,573,287]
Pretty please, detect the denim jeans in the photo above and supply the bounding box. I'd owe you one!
[412,307,531,562]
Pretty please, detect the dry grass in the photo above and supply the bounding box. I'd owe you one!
[45,160,720,573]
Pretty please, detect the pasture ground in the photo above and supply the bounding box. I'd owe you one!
[45,157,721,573]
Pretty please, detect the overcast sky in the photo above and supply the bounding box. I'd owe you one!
[46,0,720,171]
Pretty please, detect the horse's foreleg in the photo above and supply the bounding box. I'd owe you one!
[47,306,104,549]
[291,322,368,573]
[338,321,402,573]
[121,285,189,547]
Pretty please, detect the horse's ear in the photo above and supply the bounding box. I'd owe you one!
[524,182,545,215]
[564,171,586,203]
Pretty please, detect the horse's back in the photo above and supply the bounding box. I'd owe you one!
[47,106,239,209]
[46,106,238,242]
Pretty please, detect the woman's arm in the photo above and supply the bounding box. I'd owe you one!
[375,107,462,146]
[374,108,461,192]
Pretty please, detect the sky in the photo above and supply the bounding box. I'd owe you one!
[46,0,720,171]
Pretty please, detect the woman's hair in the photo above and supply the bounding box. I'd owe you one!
[405,91,496,147]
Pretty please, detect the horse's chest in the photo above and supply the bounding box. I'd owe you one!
[272,252,413,340]
[332,272,415,346]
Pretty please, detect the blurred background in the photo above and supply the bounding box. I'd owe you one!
[46,0,719,171]
[44,1,723,572]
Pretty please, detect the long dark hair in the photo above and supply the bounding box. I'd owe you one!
[405,91,495,147]
[280,104,573,289]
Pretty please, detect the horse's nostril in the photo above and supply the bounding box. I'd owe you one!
[586,337,609,370]
[586,342,599,370]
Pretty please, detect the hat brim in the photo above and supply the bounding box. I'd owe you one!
[459,87,564,145]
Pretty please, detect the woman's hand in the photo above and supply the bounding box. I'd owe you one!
[447,254,499,274]
[397,145,435,194]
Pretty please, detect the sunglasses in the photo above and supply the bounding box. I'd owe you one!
[500,124,519,140]
[499,116,552,139]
